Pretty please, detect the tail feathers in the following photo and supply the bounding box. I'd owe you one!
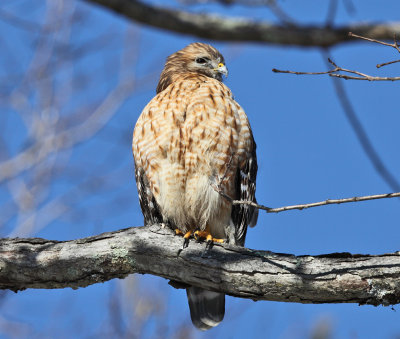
[186,287,225,331]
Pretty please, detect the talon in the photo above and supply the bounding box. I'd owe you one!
[182,231,193,249]
[175,229,183,236]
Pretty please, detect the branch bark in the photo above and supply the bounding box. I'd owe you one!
[85,0,400,47]
[1,224,400,306]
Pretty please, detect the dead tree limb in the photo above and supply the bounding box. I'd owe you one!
[85,0,400,47]
[1,224,400,306]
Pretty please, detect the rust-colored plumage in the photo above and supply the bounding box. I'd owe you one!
[132,43,257,330]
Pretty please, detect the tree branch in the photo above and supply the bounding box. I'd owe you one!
[1,224,400,306]
[85,0,400,47]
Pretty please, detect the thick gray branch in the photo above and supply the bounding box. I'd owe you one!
[1,224,400,306]
[85,0,400,47]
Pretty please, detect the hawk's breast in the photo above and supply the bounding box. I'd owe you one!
[132,76,253,237]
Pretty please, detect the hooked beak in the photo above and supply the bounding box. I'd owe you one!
[214,63,228,78]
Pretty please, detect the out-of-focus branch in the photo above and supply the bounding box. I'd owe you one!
[0,79,133,185]
[1,224,400,306]
[85,0,400,47]
[0,8,42,31]
[0,7,142,240]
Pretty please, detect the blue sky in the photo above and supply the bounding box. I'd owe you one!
[1,1,400,338]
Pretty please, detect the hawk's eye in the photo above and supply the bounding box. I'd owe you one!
[195,57,208,64]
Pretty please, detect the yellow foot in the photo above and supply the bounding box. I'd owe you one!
[174,229,193,238]
[183,230,193,239]
[194,230,224,243]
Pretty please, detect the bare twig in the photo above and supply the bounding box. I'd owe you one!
[274,50,400,192]
[272,57,400,81]
[212,178,400,214]
[272,68,337,76]
[349,32,400,52]
[322,51,400,193]
[349,32,400,68]
[232,192,400,213]
[329,73,400,80]
[376,59,400,68]
[274,31,400,79]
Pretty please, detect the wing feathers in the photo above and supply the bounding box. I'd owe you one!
[230,138,258,246]
[135,167,163,226]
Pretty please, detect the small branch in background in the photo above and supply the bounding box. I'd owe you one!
[272,58,400,81]
[273,31,400,79]
[321,50,400,193]
[377,59,400,68]
[232,192,400,213]
[274,47,400,192]
[349,32,400,52]
[348,32,400,68]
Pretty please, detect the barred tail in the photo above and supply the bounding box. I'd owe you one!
[186,286,225,331]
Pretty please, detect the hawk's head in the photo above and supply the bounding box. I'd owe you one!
[156,43,228,93]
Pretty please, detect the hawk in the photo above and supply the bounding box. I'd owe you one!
[132,43,258,330]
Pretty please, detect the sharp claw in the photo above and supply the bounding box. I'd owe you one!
[181,230,193,249]
[176,229,223,249]
[183,237,190,249]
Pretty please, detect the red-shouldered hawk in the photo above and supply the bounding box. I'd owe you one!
[132,43,257,330]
